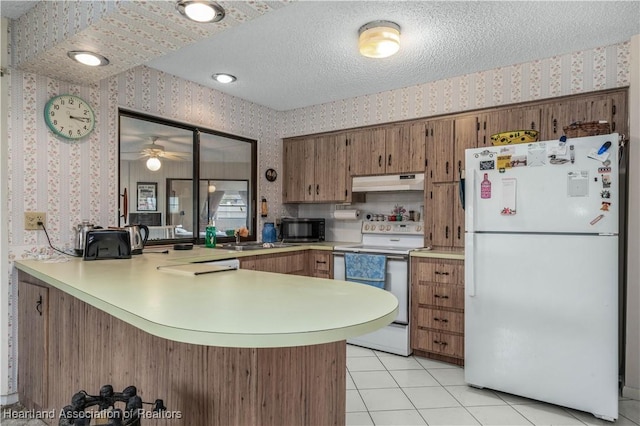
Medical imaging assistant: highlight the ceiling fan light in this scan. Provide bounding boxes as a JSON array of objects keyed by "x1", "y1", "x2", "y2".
[
  {"x1": 358, "y1": 21, "x2": 401, "y2": 59},
  {"x1": 176, "y1": 1, "x2": 225, "y2": 23},
  {"x1": 146, "y1": 156, "x2": 162, "y2": 171},
  {"x1": 67, "y1": 50, "x2": 110, "y2": 66}
]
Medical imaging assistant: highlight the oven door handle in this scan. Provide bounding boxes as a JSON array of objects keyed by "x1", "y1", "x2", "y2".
[
  {"x1": 332, "y1": 252, "x2": 408, "y2": 261},
  {"x1": 385, "y1": 255, "x2": 408, "y2": 261}
]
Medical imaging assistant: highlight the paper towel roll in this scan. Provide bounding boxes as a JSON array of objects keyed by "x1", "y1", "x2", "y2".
[{"x1": 333, "y1": 209, "x2": 360, "y2": 220}]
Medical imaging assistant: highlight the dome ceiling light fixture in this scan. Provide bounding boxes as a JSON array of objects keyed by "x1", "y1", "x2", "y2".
[
  {"x1": 176, "y1": 1, "x2": 225, "y2": 23},
  {"x1": 146, "y1": 156, "x2": 162, "y2": 171},
  {"x1": 212, "y1": 73, "x2": 237, "y2": 84},
  {"x1": 358, "y1": 20, "x2": 401, "y2": 59},
  {"x1": 67, "y1": 51, "x2": 110, "y2": 66}
]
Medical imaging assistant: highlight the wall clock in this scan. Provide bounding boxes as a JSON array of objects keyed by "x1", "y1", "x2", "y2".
[
  {"x1": 44, "y1": 94, "x2": 96, "y2": 140},
  {"x1": 265, "y1": 168, "x2": 277, "y2": 182}
]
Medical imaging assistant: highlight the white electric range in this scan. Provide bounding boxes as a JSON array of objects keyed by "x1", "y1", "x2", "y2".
[{"x1": 333, "y1": 221, "x2": 424, "y2": 356}]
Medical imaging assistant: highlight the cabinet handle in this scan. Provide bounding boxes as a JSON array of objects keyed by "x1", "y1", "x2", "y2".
[
  {"x1": 457, "y1": 226, "x2": 461, "y2": 239},
  {"x1": 388, "y1": 154, "x2": 392, "y2": 166},
  {"x1": 316, "y1": 184, "x2": 319, "y2": 195},
  {"x1": 446, "y1": 161, "x2": 449, "y2": 174},
  {"x1": 612, "y1": 122, "x2": 616, "y2": 132},
  {"x1": 378, "y1": 155, "x2": 382, "y2": 167},
  {"x1": 434, "y1": 271, "x2": 450, "y2": 276},
  {"x1": 36, "y1": 295, "x2": 43, "y2": 316},
  {"x1": 434, "y1": 294, "x2": 449, "y2": 299},
  {"x1": 553, "y1": 118, "x2": 557, "y2": 133},
  {"x1": 316, "y1": 260, "x2": 327, "y2": 264},
  {"x1": 531, "y1": 121, "x2": 536, "y2": 130},
  {"x1": 458, "y1": 160, "x2": 462, "y2": 175},
  {"x1": 445, "y1": 226, "x2": 449, "y2": 239},
  {"x1": 433, "y1": 318, "x2": 449, "y2": 323},
  {"x1": 308, "y1": 185, "x2": 312, "y2": 195},
  {"x1": 433, "y1": 340, "x2": 448, "y2": 346}
]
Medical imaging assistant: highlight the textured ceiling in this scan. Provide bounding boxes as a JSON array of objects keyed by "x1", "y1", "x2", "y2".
[{"x1": 4, "y1": 1, "x2": 640, "y2": 111}]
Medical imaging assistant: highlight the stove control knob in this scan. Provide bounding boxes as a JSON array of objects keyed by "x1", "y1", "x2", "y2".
[
  {"x1": 386, "y1": 225, "x2": 391, "y2": 231},
  {"x1": 364, "y1": 224, "x2": 369, "y2": 231},
  {"x1": 371, "y1": 225, "x2": 376, "y2": 230},
  {"x1": 416, "y1": 225, "x2": 422, "y2": 232}
]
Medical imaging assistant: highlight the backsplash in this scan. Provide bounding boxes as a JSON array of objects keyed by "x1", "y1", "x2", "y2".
[
  {"x1": 3, "y1": 38, "x2": 631, "y2": 395},
  {"x1": 297, "y1": 192, "x2": 428, "y2": 243}
]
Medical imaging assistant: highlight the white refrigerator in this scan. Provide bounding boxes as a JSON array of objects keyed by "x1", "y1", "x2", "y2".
[{"x1": 464, "y1": 133, "x2": 619, "y2": 421}]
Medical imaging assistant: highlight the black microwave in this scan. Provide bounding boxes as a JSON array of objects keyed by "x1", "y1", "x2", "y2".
[{"x1": 279, "y1": 218, "x2": 325, "y2": 242}]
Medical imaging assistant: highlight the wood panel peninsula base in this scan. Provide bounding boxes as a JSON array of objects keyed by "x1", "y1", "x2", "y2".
[{"x1": 19, "y1": 272, "x2": 345, "y2": 426}]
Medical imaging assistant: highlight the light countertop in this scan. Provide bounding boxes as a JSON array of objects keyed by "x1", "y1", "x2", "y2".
[{"x1": 15, "y1": 246, "x2": 398, "y2": 349}]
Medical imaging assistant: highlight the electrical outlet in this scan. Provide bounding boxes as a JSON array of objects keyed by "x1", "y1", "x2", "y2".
[{"x1": 24, "y1": 212, "x2": 46, "y2": 230}]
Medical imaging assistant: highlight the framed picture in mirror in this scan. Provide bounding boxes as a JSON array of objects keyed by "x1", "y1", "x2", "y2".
[{"x1": 137, "y1": 182, "x2": 157, "y2": 211}]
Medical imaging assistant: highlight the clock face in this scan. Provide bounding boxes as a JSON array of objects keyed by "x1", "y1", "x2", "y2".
[{"x1": 44, "y1": 94, "x2": 95, "y2": 140}]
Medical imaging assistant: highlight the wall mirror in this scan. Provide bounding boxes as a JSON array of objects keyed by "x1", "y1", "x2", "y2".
[{"x1": 119, "y1": 110, "x2": 257, "y2": 244}]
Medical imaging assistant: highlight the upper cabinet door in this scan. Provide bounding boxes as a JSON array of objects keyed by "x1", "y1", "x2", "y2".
[
  {"x1": 314, "y1": 134, "x2": 347, "y2": 202},
  {"x1": 282, "y1": 139, "x2": 303, "y2": 203},
  {"x1": 453, "y1": 115, "x2": 478, "y2": 182},
  {"x1": 407, "y1": 121, "x2": 427, "y2": 173},
  {"x1": 426, "y1": 119, "x2": 455, "y2": 183},
  {"x1": 349, "y1": 128, "x2": 386, "y2": 176}
]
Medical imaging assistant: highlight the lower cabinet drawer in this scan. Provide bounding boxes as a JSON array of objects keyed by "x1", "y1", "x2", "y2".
[
  {"x1": 415, "y1": 284, "x2": 464, "y2": 310},
  {"x1": 415, "y1": 329, "x2": 464, "y2": 359},
  {"x1": 417, "y1": 308, "x2": 463, "y2": 333}
]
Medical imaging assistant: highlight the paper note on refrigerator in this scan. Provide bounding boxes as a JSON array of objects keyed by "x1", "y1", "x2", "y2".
[
  {"x1": 567, "y1": 171, "x2": 589, "y2": 197},
  {"x1": 500, "y1": 178, "x2": 517, "y2": 215}
]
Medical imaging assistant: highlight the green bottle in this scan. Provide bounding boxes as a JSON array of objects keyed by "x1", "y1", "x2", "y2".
[{"x1": 205, "y1": 219, "x2": 216, "y2": 248}]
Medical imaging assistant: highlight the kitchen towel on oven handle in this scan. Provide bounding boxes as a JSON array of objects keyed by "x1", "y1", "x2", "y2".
[{"x1": 344, "y1": 253, "x2": 386, "y2": 289}]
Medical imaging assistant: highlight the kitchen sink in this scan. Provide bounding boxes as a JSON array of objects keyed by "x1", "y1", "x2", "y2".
[{"x1": 220, "y1": 242, "x2": 297, "y2": 251}]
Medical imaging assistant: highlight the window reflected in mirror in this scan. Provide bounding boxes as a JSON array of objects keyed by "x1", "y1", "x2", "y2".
[{"x1": 119, "y1": 111, "x2": 257, "y2": 245}]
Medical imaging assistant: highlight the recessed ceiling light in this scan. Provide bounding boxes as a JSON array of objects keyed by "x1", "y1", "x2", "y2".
[
  {"x1": 212, "y1": 73, "x2": 237, "y2": 84},
  {"x1": 67, "y1": 51, "x2": 110, "y2": 66},
  {"x1": 358, "y1": 20, "x2": 401, "y2": 59},
  {"x1": 176, "y1": 1, "x2": 225, "y2": 23}
]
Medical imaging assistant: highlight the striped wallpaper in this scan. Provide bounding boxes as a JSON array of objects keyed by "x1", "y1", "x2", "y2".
[{"x1": 4, "y1": 40, "x2": 631, "y2": 393}]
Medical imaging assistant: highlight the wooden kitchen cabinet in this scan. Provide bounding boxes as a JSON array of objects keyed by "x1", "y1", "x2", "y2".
[
  {"x1": 384, "y1": 122, "x2": 426, "y2": 174},
  {"x1": 480, "y1": 106, "x2": 540, "y2": 141},
  {"x1": 411, "y1": 257, "x2": 465, "y2": 365},
  {"x1": 425, "y1": 116, "x2": 472, "y2": 249},
  {"x1": 540, "y1": 91, "x2": 628, "y2": 140},
  {"x1": 282, "y1": 135, "x2": 347, "y2": 203},
  {"x1": 240, "y1": 251, "x2": 309, "y2": 276},
  {"x1": 309, "y1": 251, "x2": 332, "y2": 279},
  {"x1": 347, "y1": 127, "x2": 387, "y2": 176},
  {"x1": 18, "y1": 280, "x2": 48, "y2": 411},
  {"x1": 425, "y1": 119, "x2": 455, "y2": 183},
  {"x1": 348, "y1": 123, "x2": 426, "y2": 176}
]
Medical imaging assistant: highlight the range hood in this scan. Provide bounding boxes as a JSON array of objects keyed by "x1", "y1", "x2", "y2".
[{"x1": 352, "y1": 173, "x2": 424, "y2": 192}]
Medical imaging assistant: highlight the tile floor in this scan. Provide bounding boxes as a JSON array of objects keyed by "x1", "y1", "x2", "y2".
[
  {"x1": 345, "y1": 344, "x2": 640, "y2": 426},
  {"x1": 3, "y1": 344, "x2": 639, "y2": 426}
]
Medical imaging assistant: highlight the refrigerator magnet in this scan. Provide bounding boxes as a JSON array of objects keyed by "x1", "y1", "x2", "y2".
[
  {"x1": 590, "y1": 214, "x2": 604, "y2": 225},
  {"x1": 600, "y1": 202, "x2": 611, "y2": 212},
  {"x1": 567, "y1": 171, "x2": 589, "y2": 197},
  {"x1": 497, "y1": 155, "x2": 512, "y2": 170},
  {"x1": 480, "y1": 160, "x2": 495, "y2": 170},
  {"x1": 600, "y1": 190, "x2": 611, "y2": 199},
  {"x1": 527, "y1": 144, "x2": 546, "y2": 167},
  {"x1": 602, "y1": 174, "x2": 611, "y2": 188}
]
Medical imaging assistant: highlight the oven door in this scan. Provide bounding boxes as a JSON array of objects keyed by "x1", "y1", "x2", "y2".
[{"x1": 332, "y1": 252, "x2": 408, "y2": 325}]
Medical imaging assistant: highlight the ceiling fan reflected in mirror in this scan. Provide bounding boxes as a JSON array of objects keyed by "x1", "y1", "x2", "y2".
[{"x1": 123, "y1": 137, "x2": 190, "y2": 171}]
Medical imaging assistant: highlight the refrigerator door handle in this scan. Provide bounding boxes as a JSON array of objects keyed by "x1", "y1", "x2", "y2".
[
  {"x1": 466, "y1": 170, "x2": 476, "y2": 233},
  {"x1": 465, "y1": 233, "x2": 475, "y2": 297}
]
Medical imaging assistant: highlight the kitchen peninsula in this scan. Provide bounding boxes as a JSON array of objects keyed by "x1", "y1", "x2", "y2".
[{"x1": 15, "y1": 248, "x2": 398, "y2": 426}]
